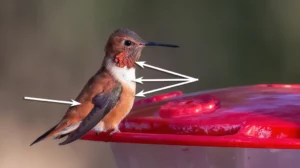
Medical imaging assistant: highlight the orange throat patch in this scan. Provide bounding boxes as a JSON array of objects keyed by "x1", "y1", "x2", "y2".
[{"x1": 114, "y1": 52, "x2": 135, "y2": 68}]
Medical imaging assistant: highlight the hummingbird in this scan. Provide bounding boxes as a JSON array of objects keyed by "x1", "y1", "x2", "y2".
[{"x1": 30, "y1": 28, "x2": 179, "y2": 146}]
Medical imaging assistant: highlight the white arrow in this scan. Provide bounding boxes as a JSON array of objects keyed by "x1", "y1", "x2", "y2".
[
  {"x1": 133, "y1": 77, "x2": 191, "y2": 84},
  {"x1": 135, "y1": 78, "x2": 198, "y2": 97},
  {"x1": 136, "y1": 61, "x2": 194, "y2": 79},
  {"x1": 24, "y1": 96, "x2": 81, "y2": 107}
]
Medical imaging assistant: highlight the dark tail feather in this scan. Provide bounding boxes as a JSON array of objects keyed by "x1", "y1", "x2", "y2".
[
  {"x1": 54, "y1": 133, "x2": 69, "y2": 140},
  {"x1": 30, "y1": 124, "x2": 58, "y2": 146}
]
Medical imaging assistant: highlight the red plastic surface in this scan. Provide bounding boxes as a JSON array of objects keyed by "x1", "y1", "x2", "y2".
[
  {"x1": 133, "y1": 91, "x2": 183, "y2": 106},
  {"x1": 159, "y1": 94, "x2": 220, "y2": 118},
  {"x1": 81, "y1": 84, "x2": 300, "y2": 149}
]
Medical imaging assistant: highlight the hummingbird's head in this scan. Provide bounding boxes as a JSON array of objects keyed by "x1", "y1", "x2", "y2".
[{"x1": 104, "y1": 28, "x2": 179, "y2": 68}]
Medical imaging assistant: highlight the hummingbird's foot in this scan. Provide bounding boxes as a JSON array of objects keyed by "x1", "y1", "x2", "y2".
[
  {"x1": 109, "y1": 129, "x2": 120, "y2": 136},
  {"x1": 94, "y1": 122, "x2": 105, "y2": 136}
]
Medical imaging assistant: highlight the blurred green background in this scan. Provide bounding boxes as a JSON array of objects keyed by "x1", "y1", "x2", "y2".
[{"x1": 1, "y1": 0, "x2": 300, "y2": 168}]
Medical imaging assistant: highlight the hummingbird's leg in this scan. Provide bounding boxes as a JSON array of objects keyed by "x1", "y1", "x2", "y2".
[{"x1": 109, "y1": 128, "x2": 120, "y2": 136}]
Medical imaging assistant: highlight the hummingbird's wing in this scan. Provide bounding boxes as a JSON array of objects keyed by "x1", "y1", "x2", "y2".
[{"x1": 58, "y1": 84, "x2": 122, "y2": 145}]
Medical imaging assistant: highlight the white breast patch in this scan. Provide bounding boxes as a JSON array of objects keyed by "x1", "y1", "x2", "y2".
[{"x1": 110, "y1": 65, "x2": 136, "y2": 91}]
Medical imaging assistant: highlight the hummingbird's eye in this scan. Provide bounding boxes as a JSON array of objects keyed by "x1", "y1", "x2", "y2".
[{"x1": 124, "y1": 40, "x2": 132, "y2": 46}]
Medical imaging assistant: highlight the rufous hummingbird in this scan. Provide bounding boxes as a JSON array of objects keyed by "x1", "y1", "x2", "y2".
[{"x1": 30, "y1": 28, "x2": 179, "y2": 146}]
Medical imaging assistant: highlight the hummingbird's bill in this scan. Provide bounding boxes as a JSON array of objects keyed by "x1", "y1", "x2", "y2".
[{"x1": 143, "y1": 41, "x2": 179, "y2": 48}]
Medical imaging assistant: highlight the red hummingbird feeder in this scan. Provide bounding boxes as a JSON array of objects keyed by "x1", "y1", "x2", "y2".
[{"x1": 81, "y1": 84, "x2": 300, "y2": 168}]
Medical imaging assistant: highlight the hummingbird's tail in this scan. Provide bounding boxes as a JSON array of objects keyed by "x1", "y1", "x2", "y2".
[
  {"x1": 30, "y1": 124, "x2": 58, "y2": 146},
  {"x1": 30, "y1": 121, "x2": 81, "y2": 146}
]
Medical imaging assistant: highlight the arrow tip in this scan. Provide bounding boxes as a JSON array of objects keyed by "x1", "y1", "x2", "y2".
[
  {"x1": 71, "y1": 99, "x2": 81, "y2": 106},
  {"x1": 135, "y1": 90, "x2": 145, "y2": 97},
  {"x1": 135, "y1": 61, "x2": 145, "y2": 68},
  {"x1": 133, "y1": 77, "x2": 143, "y2": 84},
  {"x1": 189, "y1": 78, "x2": 199, "y2": 83}
]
